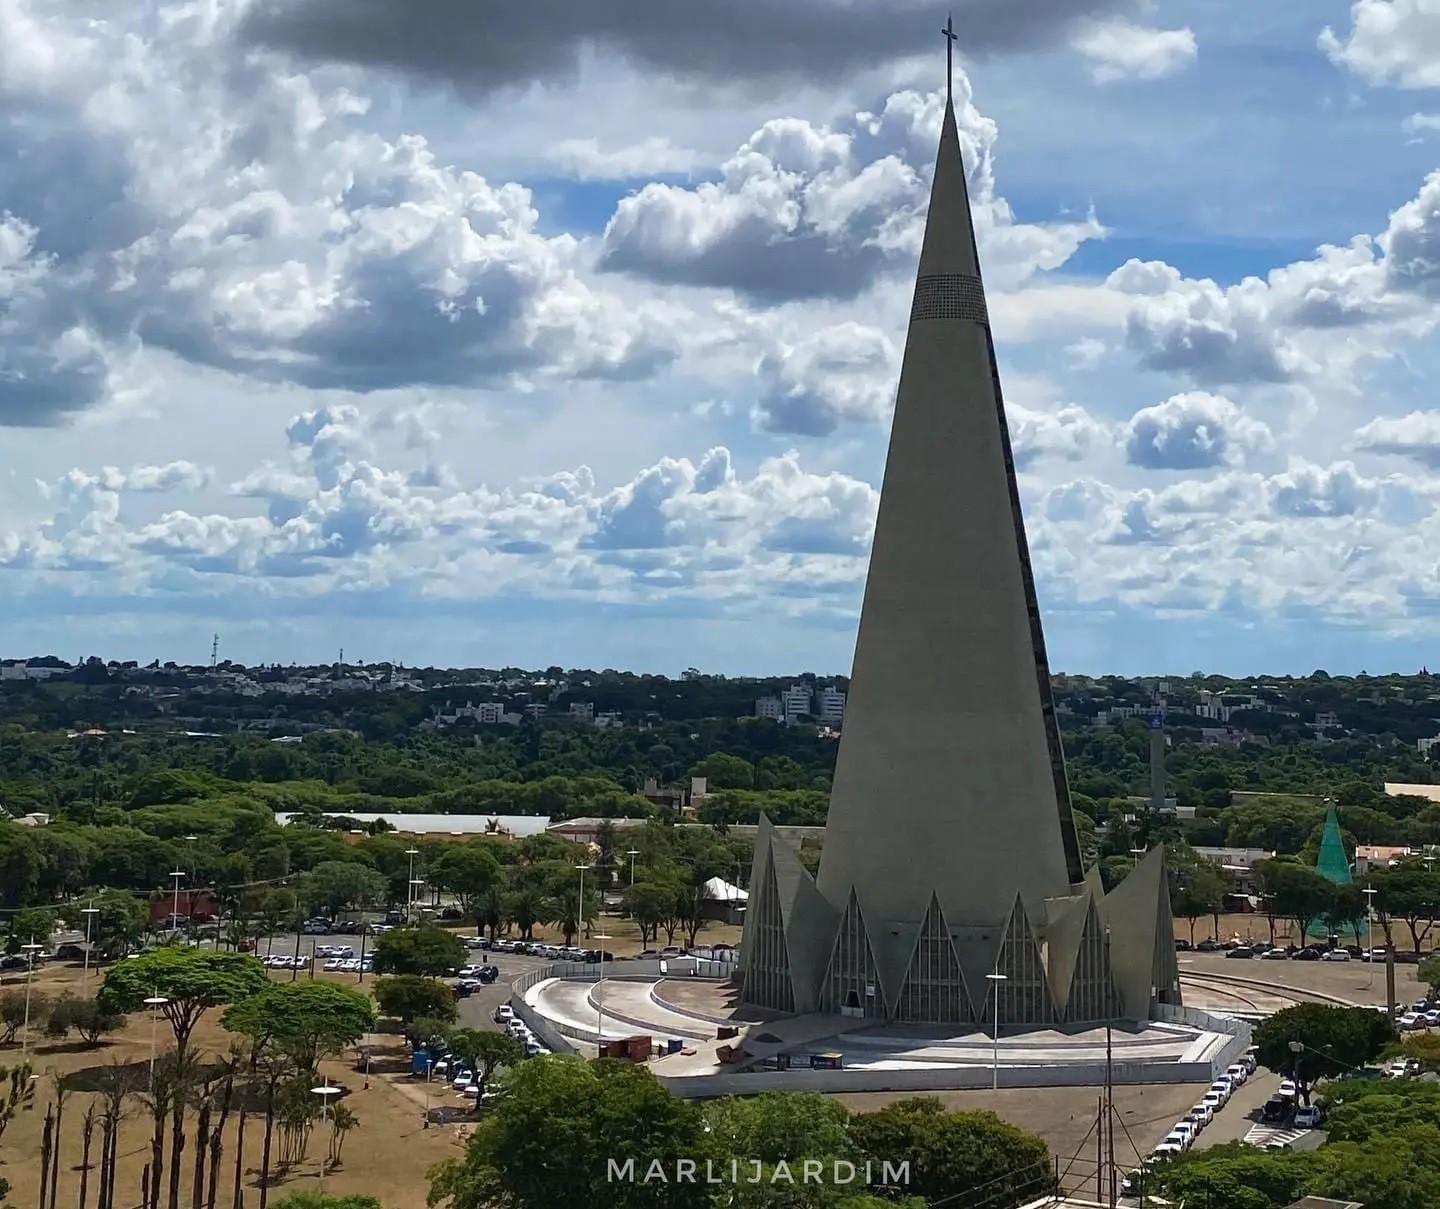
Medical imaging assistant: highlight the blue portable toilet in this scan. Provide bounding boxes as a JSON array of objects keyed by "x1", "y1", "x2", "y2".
[{"x1": 412, "y1": 1048, "x2": 432, "y2": 1076}]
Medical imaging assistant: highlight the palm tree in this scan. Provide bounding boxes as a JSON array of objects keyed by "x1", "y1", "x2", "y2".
[
  {"x1": 325, "y1": 1102, "x2": 358, "y2": 1169},
  {"x1": 506, "y1": 889, "x2": 544, "y2": 941}
]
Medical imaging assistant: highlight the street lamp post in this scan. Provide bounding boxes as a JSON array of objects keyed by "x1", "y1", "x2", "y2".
[
  {"x1": 169, "y1": 869, "x2": 186, "y2": 932},
  {"x1": 310, "y1": 1083, "x2": 342, "y2": 1189},
  {"x1": 593, "y1": 929, "x2": 612, "y2": 1048},
  {"x1": 626, "y1": 850, "x2": 639, "y2": 889},
  {"x1": 1363, "y1": 885, "x2": 1379, "y2": 990},
  {"x1": 144, "y1": 994, "x2": 169, "y2": 1087},
  {"x1": 575, "y1": 864, "x2": 591, "y2": 946},
  {"x1": 985, "y1": 971, "x2": 1007, "y2": 1092},
  {"x1": 409, "y1": 879, "x2": 426, "y2": 926},
  {"x1": 404, "y1": 848, "x2": 420, "y2": 921},
  {"x1": 80, "y1": 905, "x2": 99, "y2": 991},
  {"x1": 20, "y1": 941, "x2": 43, "y2": 1053}
]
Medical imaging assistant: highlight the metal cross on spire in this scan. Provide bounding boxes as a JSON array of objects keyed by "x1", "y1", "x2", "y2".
[{"x1": 942, "y1": 13, "x2": 957, "y2": 104}]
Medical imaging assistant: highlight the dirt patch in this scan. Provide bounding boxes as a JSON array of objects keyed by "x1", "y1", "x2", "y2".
[{"x1": 0, "y1": 963, "x2": 467, "y2": 1209}]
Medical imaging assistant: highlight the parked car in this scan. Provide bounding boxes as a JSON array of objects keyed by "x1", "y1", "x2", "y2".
[
  {"x1": 1278, "y1": 1079, "x2": 1298, "y2": 1099},
  {"x1": 1261, "y1": 947, "x2": 1289, "y2": 960},
  {"x1": 1225, "y1": 946, "x2": 1255, "y2": 959},
  {"x1": 1293, "y1": 1105, "x2": 1323, "y2": 1128},
  {"x1": 1321, "y1": 949, "x2": 1351, "y2": 962},
  {"x1": 1196, "y1": 938, "x2": 1222, "y2": 952},
  {"x1": 1188, "y1": 1102, "x2": 1213, "y2": 1127},
  {"x1": 1226, "y1": 1063, "x2": 1249, "y2": 1085},
  {"x1": 1174, "y1": 939, "x2": 1192, "y2": 951},
  {"x1": 1293, "y1": 947, "x2": 1322, "y2": 961},
  {"x1": 1261, "y1": 1097, "x2": 1288, "y2": 1123}
]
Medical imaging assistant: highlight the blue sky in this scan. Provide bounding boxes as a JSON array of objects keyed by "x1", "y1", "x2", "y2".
[{"x1": 6, "y1": 0, "x2": 1440, "y2": 678}]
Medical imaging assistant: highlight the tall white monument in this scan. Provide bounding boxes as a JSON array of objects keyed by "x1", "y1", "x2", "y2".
[{"x1": 741, "y1": 31, "x2": 1180, "y2": 1031}]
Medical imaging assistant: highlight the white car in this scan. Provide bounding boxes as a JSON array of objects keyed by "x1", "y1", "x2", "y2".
[
  {"x1": 1188, "y1": 1103, "x2": 1213, "y2": 1126},
  {"x1": 1278, "y1": 1079, "x2": 1297, "y2": 1099},
  {"x1": 1210, "y1": 1079, "x2": 1233, "y2": 1102},
  {"x1": 322, "y1": 958, "x2": 342, "y2": 971},
  {"x1": 1171, "y1": 1122, "x2": 1195, "y2": 1145},
  {"x1": 1153, "y1": 1142, "x2": 1182, "y2": 1158},
  {"x1": 1399, "y1": 1012, "x2": 1424, "y2": 1030},
  {"x1": 1321, "y1": 949, "x2": 1350, "y2": 962},
  {"x1": 1294, "y1": 1105, "x2": 1323, "y2": 1128},
  {"x1": 496, "y1": 1005, "x2": 515, "y2": 1021},
  {"x1": 451, "y1": 1070, "x2": 474, "y2": 1089},
  {"x1": 1162, "y1": 1129, "x2": 1191, "y2": 1151},
  {"x1": 1201, "y1": 1091, "x2": 1224, "y2": 1112},
  {"x1": 1225, "y1": 1063, "x2": 1248, "y2": 1085},
  {"x1": 1386, "y1": 1060, "x2": 1410, "y2": 1079}
]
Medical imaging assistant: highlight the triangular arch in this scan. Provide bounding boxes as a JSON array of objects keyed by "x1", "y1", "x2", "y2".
[
  {"x1": 818, "y1": 889, "x2": 887, "y2": 1018},
  {"x1": 740, "y1": 847, "x2": 794, "y2": 1013},
  {"x1": 981, "y1": 895, "x2": 1056, "y2": 1030},
  {"x1": 1063, "y1": 898, "x2": 1121, "y2": 1025},
  {"x1": 895, "y1": 893, "x2": 974, "y2": 1024}
]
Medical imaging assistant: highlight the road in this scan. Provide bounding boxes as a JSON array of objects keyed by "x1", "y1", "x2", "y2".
[{"x1": 1194, "y1": 1070, "x2": 1281, "y2": 1148}]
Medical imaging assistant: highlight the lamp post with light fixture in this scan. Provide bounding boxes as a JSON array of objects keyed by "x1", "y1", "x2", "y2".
[
  {"x1": 144, "y1": 994, "x2": 169, "y2": 1086},
  {"x1": 20, "y1": 941, "x2": 43, "y2": 1053},
  {"x1": 593, "y1": 928, "x2": 612, "y2": 1048},
  {"x1": 404, "y1": 848, "x2": 420, "y2": 921},
  {"x1": 169, "y1": 869, "x2": 186, "y2": 932},
  {"x1": 311, "y1": 1082, "x2": 342, "y2": 1189},
  {"x1": 575, "y1": 864, "x2": 591, "y2": 945},
  {"x1": 985, "y1": 971, "x2": 1007, "y2": 1091},
  {"x1": 80, "y1": 904, "x2": 99, "y2": 991}
]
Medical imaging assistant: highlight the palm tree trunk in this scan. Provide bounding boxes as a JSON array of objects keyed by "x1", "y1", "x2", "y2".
[
  {"x1": 39, "y1": 1108, "x2": 54, "y2": 1209},
  {"x1": 150, "y1": 1105, "x2": 166, "y2": 1209},
  {"x1": 258, "y1": 1105, "x2": 275, "y2": 1209},
  {"x1": 192, "y1": 1102, "x2": 211, "y2": 1209},
  {"x1": 231, "y1": 1109, "x2": 247, "y2": 1209},
  {"x1": 168, "y1": 1103, "x2": 187, "y2": 1209},
  {"x1": 78, "y1": 1111, "x2": 96, "y2": 1209},
  {"x1": 50, "y1": 1093, "x2": 66, "y2": 1209},
  {"x1": 96, "y1": 1119, "x2": 112, "y2": 1209}
]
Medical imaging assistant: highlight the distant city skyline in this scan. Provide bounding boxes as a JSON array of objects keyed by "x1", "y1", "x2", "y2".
[{"x1": 6, "y1": 3, "x2": 1440, "y2": 675}]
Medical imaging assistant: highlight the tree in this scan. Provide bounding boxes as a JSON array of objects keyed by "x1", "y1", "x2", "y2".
[
  {"x1": 1253, "y1": 1004, "x2": 1395, "y2": 1081},
  {"x1": 373, "y1": 975, "x2": 456, "y2": 1032},
  {"x1": 1152, "y1": 1143, "x2": 1311, "y2": 1209},
  {"x1": 849, "y1": 1097, "x2": 1051, "y2": 1204},
  {"x1": 1420, "y1": 955, "x2": 1440, "y2": 998},
  {"x1": 429, "y1": 845, "x2": 503, "y2": 912},
  {"x1": 98, "y1": 947, "x2": 269, "y2": 1058},
  {"x1": 1256, "y1": 861, "x2": 1336, "y2": 942},
  {"x1": 1170, "y1": 856, "x2": 1230, "y2": 945},
  {"x1": 371, "y1": 925, "x2": 466, "y2": 977},
  {"x1": 0, "y1": 1060, "x2": 36, "y2": 1147},
  {"x1": 296, "y1": 861, "x2": 387, "y2": 920},
  {"x1": 222, "y1": 981, "x2": 375, "y2": 1072},
  {"x1": 0, "y1": 989, "x2": 47, "y2": 1043},
  {"x1": 63, "y1": 891, "x2": 150, "y2": 959},
  {"x1": 6, "y1": 905, "x2": 55, "y2": 954},
  {"x1": 1375, "y1": 864, "x2": 1440, "y2": 952},
  {"x1": 428, "y1": 1056, "x2": 712, "y2": 1209},
  {"x1": 447, "y1": 1029, "x2": 524, "y2": 1102},
  {"x1": 625, "y1": 881, "x2": 677, "y2": 946}
]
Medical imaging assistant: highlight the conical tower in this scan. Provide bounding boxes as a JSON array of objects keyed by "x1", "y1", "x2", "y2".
[
  {"x1": 739, "y1": 30, "x2": 1175, "y2": 1030},
  {"x1": 815, "y1": 58, "x2": 1081, "y2": 953}
]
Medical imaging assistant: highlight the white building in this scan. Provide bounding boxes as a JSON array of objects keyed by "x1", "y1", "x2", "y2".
[
  {"x1": 1419, "y1": 734, "x2": 1440, "y2": 756},
  {"x1": 755, "y1": 696, "x2": 783, "y2": 721},
  {"x1": 779, "y1": 683, "x2": 812, "y2": 722},
  {"x1": 816, "y1": 685, "x2": 846, "y2": 725}
]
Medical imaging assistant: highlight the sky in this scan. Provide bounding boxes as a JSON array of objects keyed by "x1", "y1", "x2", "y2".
[{"x1": 5, "y1": 1, "x2": 1440, "y2": 678}]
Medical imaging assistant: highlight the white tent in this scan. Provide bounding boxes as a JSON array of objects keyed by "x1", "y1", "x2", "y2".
[{"x1": 702, "y1": 876, "x2": 748, "y2": 903}]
